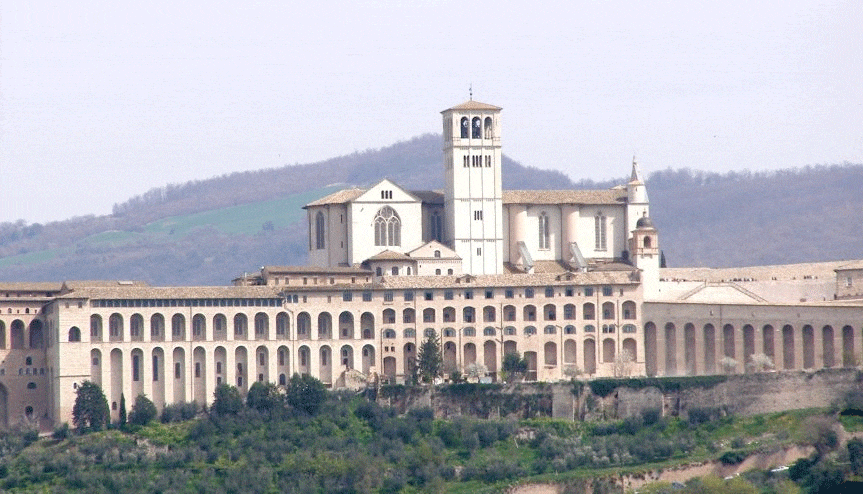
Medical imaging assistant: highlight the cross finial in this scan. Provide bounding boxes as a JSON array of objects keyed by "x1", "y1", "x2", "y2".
[{"x1": 469, "y1": 84, "x2": 472, "y2": 100}]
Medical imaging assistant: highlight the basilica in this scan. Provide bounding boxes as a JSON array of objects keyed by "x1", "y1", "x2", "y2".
[{"x1": 1, "y1": 100, "x2": 861, "y2": 429}]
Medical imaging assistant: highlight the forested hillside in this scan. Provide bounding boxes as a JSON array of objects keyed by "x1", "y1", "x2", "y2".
[{"x1": 0, "y1": 133, "x2": 860, "y2": 285}]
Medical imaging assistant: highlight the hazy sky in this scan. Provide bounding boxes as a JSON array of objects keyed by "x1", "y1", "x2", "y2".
[{"x1": 1, "y1": 1, "x2": 861, "y2": 224}]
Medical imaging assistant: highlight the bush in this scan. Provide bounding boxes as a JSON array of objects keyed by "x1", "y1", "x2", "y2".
[
  {"x1": 161, "y1": 402, "x2": 197, "y2": 423},
  {"x1": 128, "y1": 394, "x2": 158, "y2": 426},
  {"x1": 212, "y1": 384, "x2": 244, "y2": 416},
  {"x1": 72, "y1": 381, "x2": 110, "y2": 433},
  {"x1": 286, "y1": 374, "x2": 327, "y2": 416},
  {"x1": 52, "y1": 422, "x2": 70, "y2": 440}
]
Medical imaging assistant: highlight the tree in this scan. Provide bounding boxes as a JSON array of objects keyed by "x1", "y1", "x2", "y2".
[
  {"x1": 72, "y1": 381, "x2": 110, "y2": 433},
  {"x1": 660, "y1": 250, "x2": 667, "y2": 268},
  {"x1": 417, "y1": 332, "x2": 442, "y2": 383},
  {"x1": 128, "y1": 394, "x2": 158, "y2": 425},
  {"x1": 247, "y1": 381, "x2": 283, "y2": 413},
  {"x1": 613, "y1": 349, "x2": 635, "y2": 377},
  {"x1": 118, "y1": 393, "x2": 127, "y2": 427},
  {"x1": 286, "y1": 374, "x2": 327, "y2": 415},
  {"x1": 212, "y1": 384, "x2": 244, "y2": 416},
  {"x1": 502, "y1": 352, "x2": 528, "y2": 382}
]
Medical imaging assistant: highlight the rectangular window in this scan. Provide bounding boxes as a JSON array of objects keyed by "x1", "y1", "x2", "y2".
[
  {"x1": 474, "y1": 210, "x2": 483, "y2": 220},
  {"x1": 585, "y1": 287, "x2": 594, "y2": 296},
  {"x1": 444, "y1": 290, "x2": 454, "y2": 300},
  {"x1": 477, "y1": 248, "x2": 482, "y2": 256},
  {"x1": 424, "y1": 291, "x2": 434, "y2": 301},
  {"x1": 485, "y1": 289, "x2": 494, "y2": 299},
  {"x1": 595, "y1": 214, "x2": 607, "y2": 251},
  {"x1": 565, "y1": 287, "x2": 574, "y2": 297},
  {"x1": 602, "y1": 286, "x2": 613, "y2": 296},
  {"x1": 464, "y1": 290, "x2": 473, "y2": 300},
  {"x1": 132, "y1": 355, "x2": 140, "y2": 382},
  {"x1": 343, "y1": 291, "x2": 353, "y2": 302},
  {"x1": 174, "y1": 363, "x2": 181, "y2": 379},
  {"x1": 404, "y1": 291, "x2": 414, "y2": 301},
  {"x1": 505, "y1": 289, "x2": 514, "y2": 299},
  {"x1": 545, "y1": 287, "x2": 554, "y2": 298},
  {"x1": 153, "y1": 356, "x2": 159, "y2": 381},
  {"x1": 384, "y1": 291, "x2": 394, "y2": 302},
  {"x1": 195, "y1": 362, "x2": 201, "y2": 378},
  {"x1": 362, "y1": 291, "x2": 372, "y2": 302},
  {"x1": 525, "y1": 288, "x2": 534, "y2": 298}
]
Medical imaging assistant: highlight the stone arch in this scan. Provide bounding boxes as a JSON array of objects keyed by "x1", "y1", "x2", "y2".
[
  {"x1": 483, "y1": 340, "x2": 497, "y2": 379},
  {"x1": 319, "y1": 345, "x2": 333, "y2": 383},
  {"x1": 482, "y1": 306, "x2": 496, "y2": 322},
  {"x1": 782, "y1": 325, "x2": 795, "y2": 369},
  {"x1": 130, "y1": 314, "x2": 144, "y2": 342},
  {"x1": 743, "y1": 325, "x2": 755, "y2": 371},
  {"x1": 110, "y1": 348, "x2": 123, "y2": 420},
  {"x1": 822, "y1": 325, "x2": 835, "y2": 368},
  {"x1": 543, "y1": 304, "x2": 556, "y2": 321},
  {"x1": 150, "y1": 314, "x2": 165, "y2": 342},
  {"x1": 360, "y1": 312, "x2": 374, "y2": 339},
  {"x1": 90, "y1": 349, "x2": 102, "y2": 385},
  {"x1": 276, "y1": 312, "x2": 290, "y2": 339},
  {"x1": 232, "y1": 314, "x2": 247, "y2": 341},
  {"x1": 601, "y1": 302, "x2": 615, "y2": 320},
  {"x1": 172, "y1": 313, "x2": 186, "y2": 341},
  {"x1": 762, "y1": 325, "x2": 775, "y2": 362},
  {"x1": 255, "y1": 345, "x2": 269, "y2": 383},
  {"x1": 383, "y1": 356, "x2": 396, "y2": 381},
  {"x1": 623, "y1": 337, "x2": 638, "y2": 362},
  {"x1": 193, "y1": 346, "x2": 207, "y2": 405},
  {"x1": 109, "y1": 313, "x2": 124, "y2": 343},
  {"x1": 317, "y1": 312, "x2": 332, "y2": 339},
  {"x1": 0, "y1": 321, "x2": 5, "y2": 349},
  {"x1": 254, "y1": 313, "x2": 269, "y2": 341},
  {"x1": 665, "y1": 323, "x2": 677, "y2": 375},
  {"x1": 298, "y1": 345, "x2": 311, "y2": 375},
  {"x1": 90, "y1": 315, "x2": 103, "y2": 343},
  {"x1": 503, "y1": 305, "x2": 516, "y2": 322},
  {"x1": 463, "y1": 306, "x2": 476, "y2": 323},
  {"x1": 213, "y1": 314, "x2": 227, "y2": 341},
  {"x1": 644, "y1": 322, "x2": 657, "y2": 376},
  {"x1": 583, "y1": 338, "x2": 596, "y2": 374},
  {"x1": 68, "y1": 326, "x2": 81, "y2": 342},
  {"x1": 602, "y1": 338, "x2": 615, "y2": 363},
  {"x1": 524, "y1": 351, "x2": 538, "y2": 381},
  {"x1": 523, "y1": 304, "x2": 536, "y2": 322},
  {"x1": 544, "y1": 341, "x2": 557, "y2": 366},
  {"x1": 564, "y1": 339, "x2": 577, "y2": 366},
  {"x1": 361, "y1": 344, "x2": 375, "y2": 375},
  {"x1": 173, "y1": 347, "x2": 186, "y2": 402},
  {"x1": 153, "y1": 347, "x2": 166, "y2": 409},
  {"x1": 443, "y1": 307, "x2": 456, "y2": 323},
  {"x1": 703, "y1": 324, "x2": 716, "y2": 374},
  {"x1": 297, "y1": 312, "x2": 311, "y2": 340},
  {"x1": 423, "y1": 308, "x2": 436, "y2": 323},
  {"x1": 403, "y1": 308, "x2": 415, "y2": 324},
  {"x1": 843, "y1": 325, "x2": 856, "y2": 367},
  {"x1": 277, "y1": 345, "x2": 290, "y2": 380},
  {"x1": 622, "y1": 301, "x2": 637, "y2": 320},
  {"x1": 443, "y1": 341, "x2": 457, "y2": 371},
  {"x1": 28, "y1": 320, "x2": 43, "y2": 349},
  {"x1": 338, "y1": 312, "x2": 353, "y2": 339},
  {"x1": 684, "y1": 323, "x2": 696, "y2": 375},
  {"x1": 340, "y1": 344, "x2": 354, "y2": 370},
  {"x1": 131, "y1": 348, "x2": 144, "y2": 398},
  {"x1": 802, "y1": 325, "x2": 815, "y2": 369},
  {"x1": 234, "y1": 346, "x2": 248, "y2": 392},
  {"x1": 463, "y1": 342, "x2": 477, "y2": 366},
  {"x1": 504, "y1": 340, "x2": 517, "y2": 357},
  {"x1": 192, "y1": 314, "x2": 206, "y2": 341},
  {"x1": 723, "y1": 324, "x2": 735, "y2": 371},
  {"x1": 382, "y1": 308, "x2": 396, "y2": 325},
  {"x1": 403, "y1": 343, "x2": 416, "y2": 376}
]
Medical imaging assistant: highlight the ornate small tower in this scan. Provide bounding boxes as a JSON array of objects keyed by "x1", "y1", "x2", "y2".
[
  {"x1": 441, "y1": 100, "x2": 504, "y2": 275},
  {"x1": 626, "y1": 156, "x2": 650, "y2": 244},
  {"x1": 630, "y1": 214, "x2": 660, "y2": 299}
]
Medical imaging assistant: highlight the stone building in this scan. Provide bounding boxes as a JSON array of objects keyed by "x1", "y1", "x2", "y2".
[{"x1": 0, "y1": 99, "x2": 860, "y2": 429}]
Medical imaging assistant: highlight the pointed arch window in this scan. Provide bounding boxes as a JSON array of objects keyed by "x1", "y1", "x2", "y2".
[
  {"x1": 460, "y1": 117, "x2": 469, "y2": 138},
  {"x1": 538, "y1": 212, "x2": 550, "y2": 250},
  {"x1": 374, "y1": 206, "x2": 401, "y2": 247},
  {"x1": 315, "y1": 211, "x2": 326, "y2": 250},
  {"x1": 471, "y1": 117, "x2": 482, "y2": 138},
  {"x1": 594, "y1": 212, "x2": 607, "y2": 251},
  {"x1": 484, "y1": 117, "x2": 493, "y2": 139}
]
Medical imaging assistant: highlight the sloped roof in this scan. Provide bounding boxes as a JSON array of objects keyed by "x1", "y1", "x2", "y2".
[
  {"x1": 502, "y1": 189, "x2": 627, "y2": 205},
  {"x1": 56, "y1": 285, "x2": 281, "y2": 300},
  {"x1": 412, "y1": 190, "x2": 445, "y2": 204},
  {"x1": 836, "y1": 260, "x2": 863, "y2": 271},
  {"x1": 408, "y1": 240, "x2": 460, "y2": 259},
  {"x1": 443, "y1": 100, "x2": 502, "y2": 112},
  {"x1": 263, "y1": 265, "x2": 372, "y2": 275},
  {"x1": 367, "y1": 250, "x2": 413, "y2": 261},
  {"x1": 0, "y1": 282, "x2": 63, "y2": 291},
  {"x1": 304, "y1": 188, "x2": 365, "y2": 207}
]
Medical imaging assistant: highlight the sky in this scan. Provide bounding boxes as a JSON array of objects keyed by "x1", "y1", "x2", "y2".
[{"x1": 1, "y1": 1, "x2": 861, "y2": 225}]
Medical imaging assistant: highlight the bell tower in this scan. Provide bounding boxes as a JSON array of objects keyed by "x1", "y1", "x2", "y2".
[{"x1": 441, "y1": 99, "x2": 503, "y2": 275}]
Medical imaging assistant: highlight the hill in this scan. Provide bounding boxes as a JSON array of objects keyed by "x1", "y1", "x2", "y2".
[{"x1": 0, "y1": 133, "x2": 860, "y2": 285}]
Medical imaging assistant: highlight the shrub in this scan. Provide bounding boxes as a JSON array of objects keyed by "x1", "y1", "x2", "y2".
[
  {"x1": 128, "y1": 394, "x2": 158, "y2": 426},
  {"x1": 212, "y1": 384, "x2": 244, "y2": 416},
  {"x1": 286, "y1": 374, "x2": 327, "y2": 416},
  {"x1": 72, "y1": 381, "x2": 110, "y2": 433}
]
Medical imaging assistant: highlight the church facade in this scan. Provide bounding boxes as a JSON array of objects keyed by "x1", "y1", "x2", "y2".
[{"x1": 0, "y1": 99, "x2": 861, "y2": 429}]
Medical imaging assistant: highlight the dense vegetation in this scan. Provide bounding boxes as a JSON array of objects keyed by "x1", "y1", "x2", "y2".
[
  {"x1": 0, "y1": 132, "x2": 861, "y2": 285},
  {"x1": 2, "y1": 380, "x2": 863, "y2": 493}
]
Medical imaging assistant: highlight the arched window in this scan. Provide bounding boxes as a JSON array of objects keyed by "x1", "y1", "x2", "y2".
[
  {"x1": 644, "y1": 236, "x2": 651, "y2": 248},
  {"x1": 471, "y1": 117, "x2": 482, "y2": 138},
  {"x1": 315, "y1": 211, "x2": 326, "y2": 250},
  {"x1": 374, "y1": 206, "x2": 401, "y2": 246},
  {"x1": 594, "y1": 213, "x2": 607, "y2": 251},
  {"x1": 538, "y1": 212, "x2": 550, "y2": 250},
  {"x1": 431, "y1": 213, "x2": 443, "y2": 242},
  {"x1": 383, "y1": 329, "x2": 396, "y2": 339},
  {"x1": 460, "y1": 117, "x2": 469, "y2": 138},
  {"x1": 391, "y1": 267, "x2": 399, "y2": 276},
  {"x1": 68, "y1": 327, "x2": 81, "y2": 342},
  {"x1": 484, "y1": 117, "x2": 493, "y2": 139}
]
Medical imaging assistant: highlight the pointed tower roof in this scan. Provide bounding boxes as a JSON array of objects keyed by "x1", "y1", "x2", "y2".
[
  {"x1": 629, "y1": 156, "x2": 644, "y2": 184},
  {"x1": 442, "y1": 100, "x2": 502, "y2": 113}
]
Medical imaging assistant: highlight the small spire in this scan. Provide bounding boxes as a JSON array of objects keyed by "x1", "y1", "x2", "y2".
[
  {"x1": 469, "y1": 84, "x2": 473, "y2": 101},
  {"x1": 630, "y1": 156, "x2": 643, "y2": 183}
]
